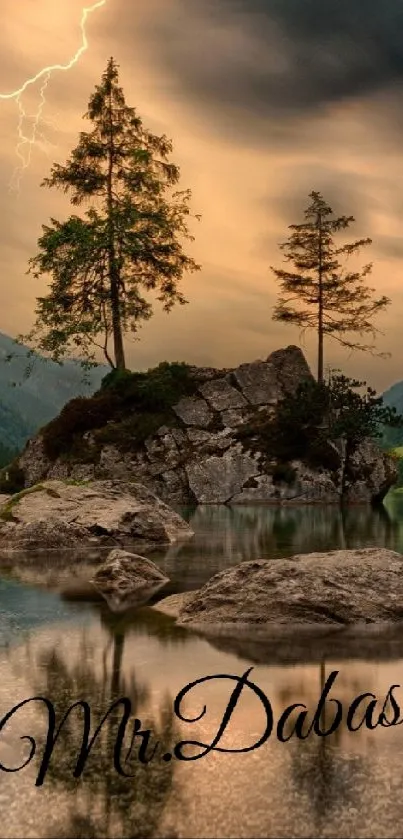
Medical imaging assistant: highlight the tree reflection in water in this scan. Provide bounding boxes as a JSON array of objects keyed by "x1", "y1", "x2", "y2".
[
  {"x1": 153, "y1": 501, "x2": 401, "y2": 594},
  {"x1": 284, "y1": 662, "x2": 367, "y2": 836},
  {"x1": 30, "y1": 608, "x2": 182, "y2": 839}
]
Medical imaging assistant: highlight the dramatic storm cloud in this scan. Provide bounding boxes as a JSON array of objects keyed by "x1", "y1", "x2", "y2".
[
  {"x1": 147, "y1": 0, "x2": 403, "y2": 119},
  {"x1": 1, "y1": 0, "x2": 403, "y2": 390}
]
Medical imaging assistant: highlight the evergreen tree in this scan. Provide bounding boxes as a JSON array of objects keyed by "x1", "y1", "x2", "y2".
[
  {"x1": 271, "y1": 191, "x2": 389, "y2": 382},
  {"x1": 25, "y1": 58, "x2": 201, "y2": 370}
]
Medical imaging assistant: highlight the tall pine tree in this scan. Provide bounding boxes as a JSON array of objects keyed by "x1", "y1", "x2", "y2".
[
  {"x1": 271, "y1": 191, "x2": 389, "y2": 382},
  {"x1": 25, "y1": 58, "x2": 201, "y2": 370}
]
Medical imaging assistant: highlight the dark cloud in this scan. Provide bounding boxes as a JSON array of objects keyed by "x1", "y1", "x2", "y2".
[
  {"x1": 137, "y1": 0, "x2": 403, "y2": 131},
  {"x1": 262, "y1": 165, "x2": 374, "y2": 225},
  {"x1": 253, "y1": 166, "x2": 376, "y2": 265}
]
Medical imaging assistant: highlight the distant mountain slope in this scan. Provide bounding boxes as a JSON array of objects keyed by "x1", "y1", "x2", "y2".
[
  {"x1": 0, "y1": 333, "x2": 107, "y2": 456},
  {"x1": 380, "y1": 380, "x2": 403, "y2": 449},
  {"x1": 382, "y1": 380, "x2": 403, "y2": 414}
]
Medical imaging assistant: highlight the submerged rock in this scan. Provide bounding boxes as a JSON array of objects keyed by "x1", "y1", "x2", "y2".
[
  {"x1": 91, "y1": 548, "x2": 169, "y2": 612},
  {"x1": 0, "y1": 479, "x2": 193, "y2": 552},
  {"x1": 172, "y1": 548, "x2": 403, "y2": 626}
]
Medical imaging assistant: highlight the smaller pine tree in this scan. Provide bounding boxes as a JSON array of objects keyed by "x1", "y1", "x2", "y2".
[{"x1": 271, "y1": 191, "x2": 389, "y2": 382}]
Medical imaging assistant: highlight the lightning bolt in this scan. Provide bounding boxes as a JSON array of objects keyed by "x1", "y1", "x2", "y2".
[{"x1": 0, "y1": 1, "x2": 107, "y2": 194}]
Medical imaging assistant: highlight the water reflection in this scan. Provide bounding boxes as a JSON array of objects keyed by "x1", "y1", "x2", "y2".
[
  {"x1": 151, "y1": 497, "x2": 403, "y2": 591},
  {"x1": 190, "y1": 622, "x2": 403, "y2": 664},
  {"x1": 2, "y1": 498, "x2": 403, "y2": 835},
  {"x1": 1, "y1": 601, "x2": 403, "y2": 837},
  {"x1": 2, "y1": 498, "x2": 403, "y2": 600},
  {"x1": 29, "y1": 609, "x2": 181, "y2": 839}
]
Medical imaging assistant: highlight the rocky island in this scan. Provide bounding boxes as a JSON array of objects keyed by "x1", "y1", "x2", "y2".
[{"x1": 0, "y1": 345, "x2": 397, "y2": 505}]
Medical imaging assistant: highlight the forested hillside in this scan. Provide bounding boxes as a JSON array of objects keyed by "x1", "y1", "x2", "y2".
[{"x1": 0, "y1": 333, "x2": 106, "y2": 465}]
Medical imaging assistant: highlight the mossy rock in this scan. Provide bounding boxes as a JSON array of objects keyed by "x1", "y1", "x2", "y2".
[
  {"x1": 41, "y1": 361, "x2": 198, "y2": 462},
  {"x1": 94, "y1": 412, "x2": 176, "y2": 452},
  {"x1": 99, "y1": 361, "x2": 198, "y2": 407},
  {"x1": 0, "y1": 483, "x2": 60, "y2": 522}
]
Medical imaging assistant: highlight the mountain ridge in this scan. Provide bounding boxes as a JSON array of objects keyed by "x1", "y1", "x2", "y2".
[{"x1": 0, "y1": 332, "x2": 107, "y2": 459}]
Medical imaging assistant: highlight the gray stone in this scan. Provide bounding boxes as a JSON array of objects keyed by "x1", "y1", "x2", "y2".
[
  {"x1": 186, "y1": 429, "x2": 211, "y2": 445},
  {"x1": 267, "y1": 345, "x2": 313, "y2": 394},
  {"x1": 186, "y1": 445, "x2": 260, "y2": 502},
  {"x1": 177, "y1": 548, "x2": 403, "y2": 625},
  {"x1": 17, "y1": 436, "x2": 52, "y2": 487},
  {"x1": 92, "y1": 548, "x2": 169, "y2": 612},
  {"x1": 289, "y1": 463, "x2": 340, "y2": 502},
  {"x1": 230, "y1": 465, "x2": 340, "y2": 504},
  {"x1": 230, "y1": 474, "x2": 277, "y2": 503},
  {"x1": 198, "y1": 430, "x2": 234, "y2": 454},
  {"x1": 199, "y1": 378, "x2": 247, "y2": 411},
  {"x1": 161, "y1": 469, "x2": 191, "y2": 504},
  {"x1": 0, "y1": 480, "x2": 193, "y2": 551},
  {"x1": 220, "y1": 409, "x2": 251, "y2": 428},
  {"x1": 97, "y1": 446, "x2": 150, "y2": 481},
  {"x1": 344, "y1": 438, "x2": 398, "y2": 503},
  {"x1": 156, "y1": 425, "x2": 173, "y2": 436},
  {"x1": 145, "y1": 432, "x2": 181, "y2": 469},
  {"x1": 187, "y1": 427, "x2": 234, "y2": 452},
  {"x1": 170, "y1": 428, "x2": 187, "y2": 446},
  {"x1": 233, "y1": 360, "x2": 279, "y2": 405},
  {"x1": 173, "y1": 396, "x2": 213, "y2": 427},
  {"x1": 152, "y1": 591, "x2": 195, "y2": 618},
  {"x1": 188, "y1": 366, "x2": 232, "y2": 383},
  {"x1": 0, "y1": 517, "x2": 88, "y2": 552}
]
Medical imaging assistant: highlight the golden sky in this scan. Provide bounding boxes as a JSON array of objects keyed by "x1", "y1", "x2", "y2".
[{"x1": 1, "y1": 0, "x2": 403, "y2": 390}]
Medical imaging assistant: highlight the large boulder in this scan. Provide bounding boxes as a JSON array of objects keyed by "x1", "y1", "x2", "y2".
[
  {"x1": 268, "y1": 345, "x2": 313, "y2": 394},
  {"x1": 233, "y1": 361, "x2": 279, "y2": 405},
  {"x1": 91, "y1": 548, "x2": 169, "y2": 612},
  {"x1": 0, "y1": 479, "x2": 193, "y2": 552},
  {"x1": 175, "y1": 548, "x2": 403, "y2": 625}
]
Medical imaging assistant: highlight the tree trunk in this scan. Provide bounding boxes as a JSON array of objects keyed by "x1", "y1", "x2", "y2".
[
  {"x1": 317, "y1": 211, "x2": 324, "y2": 384},
  {"x1": 107, "y1": 85, "x2": 126, "y2": 371},
  {"x1": 110, "y1": 275, "x2": 126, "y2": 370},
  {"x1": 318, "y1": 326, "x2": 324, "y2": 384}
]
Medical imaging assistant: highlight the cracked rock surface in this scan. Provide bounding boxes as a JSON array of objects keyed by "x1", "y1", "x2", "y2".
[{"x1": 15, "y1": 345, "x2": 397, "y2": 505}]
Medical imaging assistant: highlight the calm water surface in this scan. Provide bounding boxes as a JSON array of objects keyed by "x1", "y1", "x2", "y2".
[{"x1": 2, "y1": 495, "x2": 403, "y2": 838}]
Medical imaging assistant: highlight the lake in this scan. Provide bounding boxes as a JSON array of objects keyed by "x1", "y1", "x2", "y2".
[{"x1": 2, "y1": 494, "x2": 403, "y2": 838}]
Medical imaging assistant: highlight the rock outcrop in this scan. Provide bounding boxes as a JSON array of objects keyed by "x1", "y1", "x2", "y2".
[
  {"x1": 91, "y1": 548, "x2": 169, "y2": 612},
  {"x1": 10, "y1": 346, "x2": 397, "y2": 505},
  {"x1": 165, "y1": 548, "x2": 403, "y2": 625},
  {"x1": 0, "y1": 479, "x2": 193, "y2": 552},
  {"x1": 343, "y1": 438, "x2": 398, "y2": 503}
]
